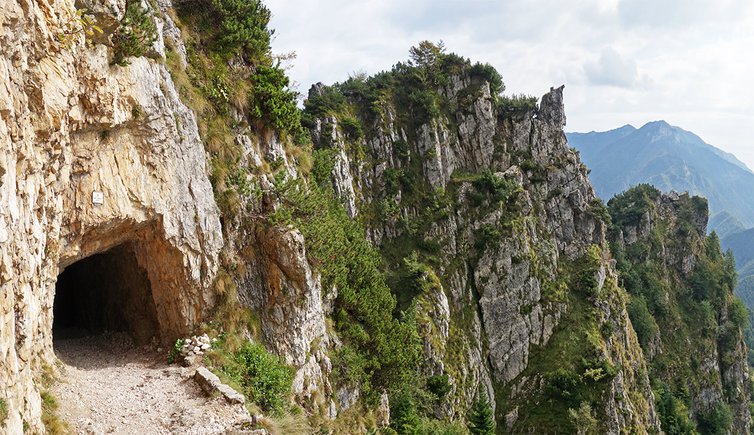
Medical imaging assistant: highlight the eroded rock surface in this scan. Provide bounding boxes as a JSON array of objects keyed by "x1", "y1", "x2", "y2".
[
  {"x1": 1, "y1": 0, "x2": 222, "y2": 431},
  {"x1": 310, "y1": 83, "x2": 660, "y2": 431}
]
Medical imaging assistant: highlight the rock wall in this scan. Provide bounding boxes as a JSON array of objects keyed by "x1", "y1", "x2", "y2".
[
  {"x1": 235, "y1": 225, "x2": 334, "y2": 416},
  {"x1": 610, "y1": 188, "x2": 752, "y2": 433},
  {"x1": 0, "y1": 0, "x2": 222, "y2": 432},
  {"x1": 2, "y1": 0, "x2": 746, "y2": 432},
  {"x1": 310, "y1": 77, "x2": 660, "y2": 431}
]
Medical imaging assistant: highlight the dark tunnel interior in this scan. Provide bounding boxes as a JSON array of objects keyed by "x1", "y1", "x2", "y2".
[{"x1": 53, "y1": 243, "x2": 159, "y2": 345}]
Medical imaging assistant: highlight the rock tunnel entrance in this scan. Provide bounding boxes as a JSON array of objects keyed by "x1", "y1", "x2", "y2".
[{"x1": 53, "y1": 242, "x2": 160, "y2": 345}]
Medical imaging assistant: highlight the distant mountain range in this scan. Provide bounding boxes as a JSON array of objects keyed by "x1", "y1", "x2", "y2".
[
  {"x1": 567, "y1": 121, "x2": 754, "y2": 234},
  {"x1": 567, "y1": 121, "x2": 754, "y2": 305}
]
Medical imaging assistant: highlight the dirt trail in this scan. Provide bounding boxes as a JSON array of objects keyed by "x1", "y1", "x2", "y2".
[{"x1": 52, "y1": 333, "x2": 253, "y2": 435}]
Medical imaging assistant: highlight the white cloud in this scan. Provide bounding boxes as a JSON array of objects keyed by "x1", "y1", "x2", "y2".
[
  {"x1": 583, "y1": 47, "x2": 643, "y2": 88},
  {"x1": 617, "y1": 0, "x2": 753, "y2": 29},
  {"x1": 265, "y1": 0, "x2": 754, "y2": 170}
]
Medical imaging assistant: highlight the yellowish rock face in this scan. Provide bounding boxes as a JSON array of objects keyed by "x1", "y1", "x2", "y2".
[{"x1": 0, "y1": 1, "x2": 222, "y2": 432}]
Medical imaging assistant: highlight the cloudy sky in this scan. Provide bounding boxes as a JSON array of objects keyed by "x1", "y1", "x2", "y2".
[{"x1": 266, "y1": 0, "x2": 754, "y2": 169}]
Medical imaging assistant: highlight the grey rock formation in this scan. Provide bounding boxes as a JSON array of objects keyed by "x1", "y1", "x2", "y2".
[
  {"x1": 194, "y1": 366, "x2": 246, "y2": 404},
  {"x1": 538, "y1": 85, "x2": 566, "y2": 127},
  {"x1": 309, "y1": 78, "x2": 659, "y2": 431},
  {"x1": 235, "y1": 225, "x2": 333, "y2": 415}
]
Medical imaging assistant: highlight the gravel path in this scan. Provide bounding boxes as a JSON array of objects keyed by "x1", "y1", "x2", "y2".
[{"x1": 52, "y1": 333, "x2": 253, "y2": 434}]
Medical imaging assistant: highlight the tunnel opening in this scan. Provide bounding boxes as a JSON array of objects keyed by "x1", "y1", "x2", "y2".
[{"x1": 53, "y1": 242, "x2": 160, "y2": 346}]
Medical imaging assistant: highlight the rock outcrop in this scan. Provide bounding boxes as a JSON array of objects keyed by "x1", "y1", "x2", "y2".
[
  {"x1": 1, "y1": 0, "x2": 222, "y2": 431},
  {"x1": 309, "y1": 74, "x2": 660, "y2": 431},
  {"x1": 236, "y1": 225, "x2": 334, "y2": 414},
  {"x1": 609, "y1": 186, "x2": 751, "y2": 433},
  {"x1": 1, "y1": 0, "x2": 749, "y2": 433},
  {"x1": 194, "y1": 366, "x2": 246, "y2": 404}
]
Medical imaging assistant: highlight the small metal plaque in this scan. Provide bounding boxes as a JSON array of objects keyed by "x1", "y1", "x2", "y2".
[{"x1": 92, "y1": 191, "x2": 104, "y2": 205}]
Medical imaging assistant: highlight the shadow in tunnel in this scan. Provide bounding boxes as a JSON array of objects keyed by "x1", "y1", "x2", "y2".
[{"x1": 53, "y1": 242, "x2": 160, "y2": 349}]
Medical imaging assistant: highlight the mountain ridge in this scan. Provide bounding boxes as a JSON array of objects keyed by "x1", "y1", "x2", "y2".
[
  {"x1": 568, "y1": 121, "x2": 754, "y2": 312},
  {"x1": 567, "y1": 121, "x2": 754, "y2": 230}
]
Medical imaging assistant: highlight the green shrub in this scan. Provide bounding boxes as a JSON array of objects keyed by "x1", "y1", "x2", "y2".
[
  {"x1": 497, "y1": 94, "x2": 537, "y2": 114},
  {"x1": 567, "y1": 402, "x2": 598, "y2": 435},
  {"x1": 409, "y1": 40, "x2": 445, "y2": 70},
  {"x1": 468, "y1": 62, "x2": 504, "y2": 95},
  {"x1": 607, "y1": 184, "x2": 660, "y2": 229},
  {"x1": 209, "y1": 0, "x2": 272, "y2": 61},
  {"x1": 627, "y1": 296, "x2": 658, "y2": 348},
  {"x1": 588, "y1": 198, "x2": 611, "y2": 225},
  {"x1": 690, "y1": 256, "x2": 727, "y2": 306},
  {"x1": 575, "y1": 245, "x2": 602, "y2": 297},
  {"x1": 729, "y1": 298, "x2": 749, "y2": 329},
  {"x1": 545, "y1": 368, "x2": 581, "y2": 401},
  {"x1": 221, "y1": 342, "x2": 293, "y2": 414},
  {"x1": 406, "y1": 87, "x2": 440, "y2": 124},
  {"x1": 0, "y1": 398, "x2": 7, "y2": 422},
  {"x1": 393, "y1": 139, "x2": 410, "y2": 159},
  {"x1": 697, "y1": 401, "x2": 733, "y2": 435},
  {"x1": 112, "y1": 0, "x2": 157, "y2": 66},
  {"x1": 467, "y1": 391, "x2": 495, "y2": 435},
  {"x1": 472, "y1": 169, "x2": 516, "y2": 203},
  {"x1": 248, "y1": 65, "x2": 305, "y2": 140},
  {"x1": 426, "y1": 374, "x2": 452, "y2": 399},
  {"x1": 167, "y1": 338, "x2": 185, "y2": 364},
  {"x1": 340, "y1": 116, "x2": 363, "y2": 140},
  {"x1": 384, "y1": 168, "x2": 403, "y2": 195},
  {"x1": 390, "y1": 391, "x2": 421, "y2": 435},
  {"x1": 580, "y1": 357, "x2": 617, "y2": 383},
  {"x1": 418, "y1": 419, "x2": 468, "y2": 435},
  {"x1": 56, "y1": 7, "x2": 103, "y2": 49},
  {"x1": 332, "y1": 345, "x2": 369, "y2": 388},
  {"x1": 303, "y1": 85, "x2": 346, "y2": 120},
  {"x1": 654, "y1": 384, "x2": 695, "y2": 435}
]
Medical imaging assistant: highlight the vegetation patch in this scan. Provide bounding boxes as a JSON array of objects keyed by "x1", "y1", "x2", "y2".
[
  {"x1": 112, "y1": 0, "x2": 157, "y2": 66},
  {"x1": 218, "y1": 342, "x2": 293, "y2": 415},
  {"x1": 496, "y1": 94, "x2": 538, "y2": 115},
  {"x1": 269, "y1": 150, "x2": 422, "y2": 403},
  {"x1": 609, "y1": 185, "x2": 747, "y2": 433},
  {"x1": 167, "y1": 0, "x2": 308, "y2": 228},
  {"x1": 467, "y1": 391, "x2": 495, "y2": 434},
  {"x1": 697, "y1": 401, "x2": 733, "y2": 435},
  {"x1": 501, "y1": 246, "x2": 617, "y2": 433},
  {"x1": 40, "y1": 391, "x2": 68, "y2": 435},
  {"x1": 607, "y1": 183, "x2": 661, "y2": 229}
]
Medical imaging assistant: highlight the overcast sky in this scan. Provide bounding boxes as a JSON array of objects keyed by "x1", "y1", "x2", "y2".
[{"x1": 266, "y1": 0, "x2": 754, "y2": 169}]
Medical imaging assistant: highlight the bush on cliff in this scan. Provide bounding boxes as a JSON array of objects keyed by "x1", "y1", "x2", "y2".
[
  {"x1": 220, "y1": 342, "x2": 293, "y2": 415},
  {"x1": 270, "y1": 150, "x2": 422, "y2": 402}
]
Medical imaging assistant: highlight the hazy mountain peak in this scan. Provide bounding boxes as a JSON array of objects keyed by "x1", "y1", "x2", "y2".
[
  {"x1": 642, "y1": 120, "x2": 671, "y2": 129},
  {"x1": 567, "y1": 122, "x2": 754, "y2": 230},
  {"x1": 636, "y1": 120, "x2": 696, "y2": 144}
]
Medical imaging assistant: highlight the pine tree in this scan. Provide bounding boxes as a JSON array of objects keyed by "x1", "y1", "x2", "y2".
[{"x1": 467, "y1": 390, "x2": 495, "y2": 435}]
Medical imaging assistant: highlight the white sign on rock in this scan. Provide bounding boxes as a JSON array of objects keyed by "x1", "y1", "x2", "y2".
[{"x1": 92, "y1": 191, "x2": 104, "y2": 206}]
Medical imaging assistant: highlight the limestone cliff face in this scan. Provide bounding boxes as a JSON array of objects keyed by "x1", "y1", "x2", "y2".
[
  {"x1": 0, "y1": 0, "x2": 223, "y2": 432},
  {"x1": 610, "y1": 188, "x2": 752, "y2": 433},
  {"x1": 309, "y1": 76, "x2": 660, "y2": 431},
  {"x1": 1, "y1": 1, "x2": 338, "y2": 432},
  {"x1": 3, "y1": 0, "x2": 744, "y2": 433},
  {"x1": 234, "y1": 224, "x2": 334, "y2": 415}
]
